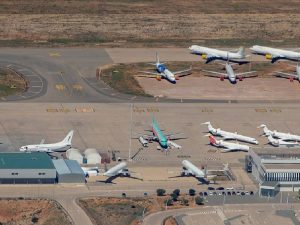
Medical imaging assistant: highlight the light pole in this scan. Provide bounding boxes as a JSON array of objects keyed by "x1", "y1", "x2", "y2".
[{"x1": 128, "y1": 103, "x2": 133, "y2": 161}]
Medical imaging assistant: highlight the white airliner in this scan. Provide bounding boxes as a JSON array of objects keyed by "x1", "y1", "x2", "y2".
[
  {"x1": 188, "y1": 45, "x2": 247, "y2": 64},
  {"x1": 137, "y1": 53, "x2": 192, "y2": 83},
  {"x1": 266, "y1": 135, "x2": 300, "y2": 147},
  {"x1": 19, "y1": 130, "x2": 74, "y2": 153},
  {"x1": 201, "y1": 61, "x2": 257, "y2": 84},
  {"x1": 170, "y1": 160, "x2": 211, "y2": 184},
  {"x1": 202, "y1": 122, "x2": 258, "y2": 144},
  {"x1": 250, "y1": 45, "x2": 300, "y2": 63},
  {"x1": 101, "y1": 162, "x2": 143, "y2": 183},
  {"x1": 207, "y1": 135, "x2": 250, "y2": 152},
  {"x1": 82, "y1": 167, "x2": 99, "y2": 177},
  {"x1": 274, "y1": 63, "x2": 300, "y2": 82},
  {"x1": 258, "y1": 124, "x2": 300, "y2": 142}
]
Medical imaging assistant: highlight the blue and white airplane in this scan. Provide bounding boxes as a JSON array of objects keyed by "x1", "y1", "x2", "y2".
[
  {"x1": 137, "y1": 117, "x2": 185, "y2": 151},
  {"x1": 137, "y1": 53, "x2": 192, "y2": 84}
]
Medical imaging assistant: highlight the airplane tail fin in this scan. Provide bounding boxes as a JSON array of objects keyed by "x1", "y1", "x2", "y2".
[
  {"x1": 208, "y1": 135, "x2": 217, "y2": 145},
  {"x1": 237, "y1": 47, "x2": 245, "y2": 57},
  {"x1": 61, "y1": 130, "x2": 74, "y2": 145}
]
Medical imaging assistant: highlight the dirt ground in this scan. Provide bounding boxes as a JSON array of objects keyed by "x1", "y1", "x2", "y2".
[
  {"x1": 79, "y1": 197, "x2": 160, "y2": 225},
  {"x1": 0, "y1": 198, "x2": 72, "y2": 225},
  {"x1": 0, "y1": 67, "x2": 27, "y2": 97},
  {"x1": 101, "y1": 61, "x2": 299, "y2": 100},
  {"x1": 0, "y1": 1, "x2": 299, "y2": 47}
]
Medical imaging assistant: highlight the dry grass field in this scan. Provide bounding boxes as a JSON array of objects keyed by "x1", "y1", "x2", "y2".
[{"x1": 0, "y1": 0, "x2": 299, "y2": 47}]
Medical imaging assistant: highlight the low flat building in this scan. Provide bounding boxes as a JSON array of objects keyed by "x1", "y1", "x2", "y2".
[
  {"x1": 52, "y1": 159, "x2": 85, "y2": 183},
  {"x1": 247, "y1": 148, "x2": 300, "y2": 197},
  {"x1": 0, "y1": 152, "x2": 56, "y2": 184}
]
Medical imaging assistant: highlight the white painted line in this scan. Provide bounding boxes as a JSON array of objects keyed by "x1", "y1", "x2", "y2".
[{"x1": 31, "y1": 86, "x2": 42, "y2": 88}]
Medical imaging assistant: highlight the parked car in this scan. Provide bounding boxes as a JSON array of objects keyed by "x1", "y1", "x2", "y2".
[
  {"x1": 241, "y1": 192, "x2": 245, "y2": 196},
  {"x1": 250, "y1": 191, "x2": 254, "y2": 195},
  {"x1": 226, "y1": 187, "x2": 234, "y2": 191},
  {"x1": 217, "y1": 187, "x2": 224, "y2": 190},
  {"x1": 209, "y1": 191, "x2": 213, "y2": 196},
  {"x1": 232, "y1": 191, "x2": 236, "y2": 195},
  {"x1": 236, "y1": 191, "x2": 241, "y2": 195},
  {"x1": 208, "y1": 187, "x2": 215, "y2": 190},
  {"x1": 203, "y1": 192, "x2": 208, "y2": 196},
  {"x1": 227, "y1": 191, "x2": 232, "y2": 195},
  {"x1": 199, "y1": 192, "x2": 203, "y2": 196}
]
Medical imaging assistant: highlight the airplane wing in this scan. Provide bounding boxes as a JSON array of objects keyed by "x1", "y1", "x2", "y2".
[
  {"x1": 236, "y1": 71, "x2": 257, "y2": 78},
  {"x1": 136, "y1": 71, "x2": 161, "y2": 78},
  {"x1": 274, "y1": 71, "x2": 298, "y2": 79},
  {"x1": 40, "y1": 139, "x2": 45, "y2": 144},
  {"x1": 173, "y1": 66, "x2": 192, "y2": 77},
  {"x1": 202, "y1": 70, "x2": 227, "y2": 77},
  {"x1": 165, "y1": 132, "x2": 187, "y2": 140}
]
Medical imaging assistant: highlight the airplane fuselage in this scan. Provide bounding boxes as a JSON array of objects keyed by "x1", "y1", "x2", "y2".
[
  {"x1": 182, "y1": 160, "x2": 205, "y2": 178},
  {"x1": 189, "y1": 46, "x2": 244, "y2": 60},
  {"x1": 156, "y1": 63, "x2": 176, "y2": 83},
  {"x1": 20, "y1": 143, "x2": 71, "y2": 153},
  {"x1": 250, "y1": 45, "x2": 300, "y2": 62},
  {"x1": 225, "y1": 63, "x2": 236, "y2": 83},
  {"x1": 152, "y1": 120, "x2": 168, "y2": 149}
]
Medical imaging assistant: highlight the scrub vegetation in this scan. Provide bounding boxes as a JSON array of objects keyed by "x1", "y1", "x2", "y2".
[{"x1": 0, "y1": 68, "x2": 27, "y2": 97}]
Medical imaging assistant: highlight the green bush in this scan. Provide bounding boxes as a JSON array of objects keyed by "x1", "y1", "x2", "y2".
[
  {"x1": 173, "y1": 189, "x2": 180, "y2": 196},
  {"x1": 195, "y1": 196, "x2": 204, "y2": 205},
  {"x1": 189, "y1": 189, "x2": 196, "y2": 196},
  {"x1": 170, "y1": 193, "x2": 178, "y2": 201},
  {"x1": 164, "y1": 198, "x2": 173, "y2": 206},
  {"x1": 156, "y1": 189, "x2": 166, "y2": 196}
]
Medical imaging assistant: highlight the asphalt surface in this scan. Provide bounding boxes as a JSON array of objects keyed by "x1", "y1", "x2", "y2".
[{"x1": 0, "y1": 47, "x2": 288, "y2": 104}]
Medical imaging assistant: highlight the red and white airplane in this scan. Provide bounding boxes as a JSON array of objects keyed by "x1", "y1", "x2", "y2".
[{"x1": 207, "y1": 135, "x2": 250, "y2": 152}]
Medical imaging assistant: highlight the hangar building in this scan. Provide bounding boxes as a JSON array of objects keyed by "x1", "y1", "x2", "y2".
[
  {"x1": 247, "y1": 149, "x2": 300, "y2": 197},
  {"x1": 52, "y1": 159, "x2": 85, "y2": 183},
  {"x1": 0, "y1": 152, "x2": 56, "y2": 184}
]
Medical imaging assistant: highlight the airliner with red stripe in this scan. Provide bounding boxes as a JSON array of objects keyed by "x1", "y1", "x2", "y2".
[{"x1": 207, "y1": 135, "x2": 250, "y2": 152}]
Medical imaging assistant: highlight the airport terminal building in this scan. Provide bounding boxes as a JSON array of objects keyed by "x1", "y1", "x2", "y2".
[{"x1": 247, "y1": 149, "x2": 300, "y2": 197}]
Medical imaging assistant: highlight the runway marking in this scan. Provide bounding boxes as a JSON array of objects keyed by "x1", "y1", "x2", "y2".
[
  {"x1": 75, "y1": 108, "x2": 95, "y2": 113},
  {"x1": 55, "y1": 84, "x2": 66, "y2": 91},
  {"x1": 31, "y1": 86, "x2": 42, "y2": 88},
  {"x1": 202, "y1": 108, "x2": 213, "y2": 113},
  {"x1": 255, "y1": 108, "x2": 267, "y2": 112},
  {"x1": 49, "y1": 52, "x2": 61, "y2": 57},
  {"x1": 270, "y1": 108, "x2": 281, "y2": 113},
  {"x1": 72, "y1": 84, "x2": 83, "y2": 91},
  {"x1": 188, "y1": 210, "x2": 217, "y2": 215},
  {"x1": 46, "y1": 108, "x2": 59, "y2": 112}
]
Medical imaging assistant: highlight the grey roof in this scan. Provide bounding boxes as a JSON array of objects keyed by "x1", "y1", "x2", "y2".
[
  {"x1": 0, "y1": 152, "x2": 54, "y2": 169},
  {"x1": 52, "y1": 159, "x2": 84, "y2": 175}
]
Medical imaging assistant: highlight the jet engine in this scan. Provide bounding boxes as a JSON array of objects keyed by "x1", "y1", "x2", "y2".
[
  {"x1": 220, "y1": 76, "x2": 225, "y2": 81},
  {"x1": 265, "y1": 54, "x2": 272, "y2": 60},
  {"x1": 201, "y1": 54, "x2": 207, "y2": 59},
  {"x1": 175, "y1": 76, "x2": 180, "y2": 80},
  {"x1": 290, "y1": 76, "x2": 294, "y2": 82},
  {"x1": 156, "y1": 76, "x2": 161, "y2": 81},
  {"x1": 238, "y1": 76, "x2": 243, "y2": 81}
]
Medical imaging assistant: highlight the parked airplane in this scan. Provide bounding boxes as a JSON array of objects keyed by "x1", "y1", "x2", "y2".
[
  {"x1": 19, "y1": 130, "x2": 74, "y2": 153},
  {"x1": 136, "y1": 117, "x2": 185, "y2": 151},
  {"x1": 136, "y1": 53, "x2": 192, "y2": 83},
  {"x1": 258, "y1": 124, "x2": 300, "y2": 142},
  {"x1": 250, "y1": 45, "x2": 300, "y2": 63},
  {"x1": 201, "y1": 60, "x2": 257, "y2": 84},
  {"x1": 207, "y1": 135, "x2": 250, "y2": 152},
  {"x1": 101, "y1": 162, "x2": 143, "y2": 183},
  {"x1": 274, "y1": 63, "x2": 300, "y2": 82},
  {"x1": 202, "y1": 121, "x2": 258, "y2": 144},
  {"x1": 188, "y1": 45, "x2": 248, "y2": 64},
  {"x1": 169, "y1": 160, "x2": 212, "y2": 184},
  {"x1": 266, "y1": 134, "x2": 300, "y2": 147},
  {"x1": 82, "y1": 166, "x2": 99, "y2": 177}
]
